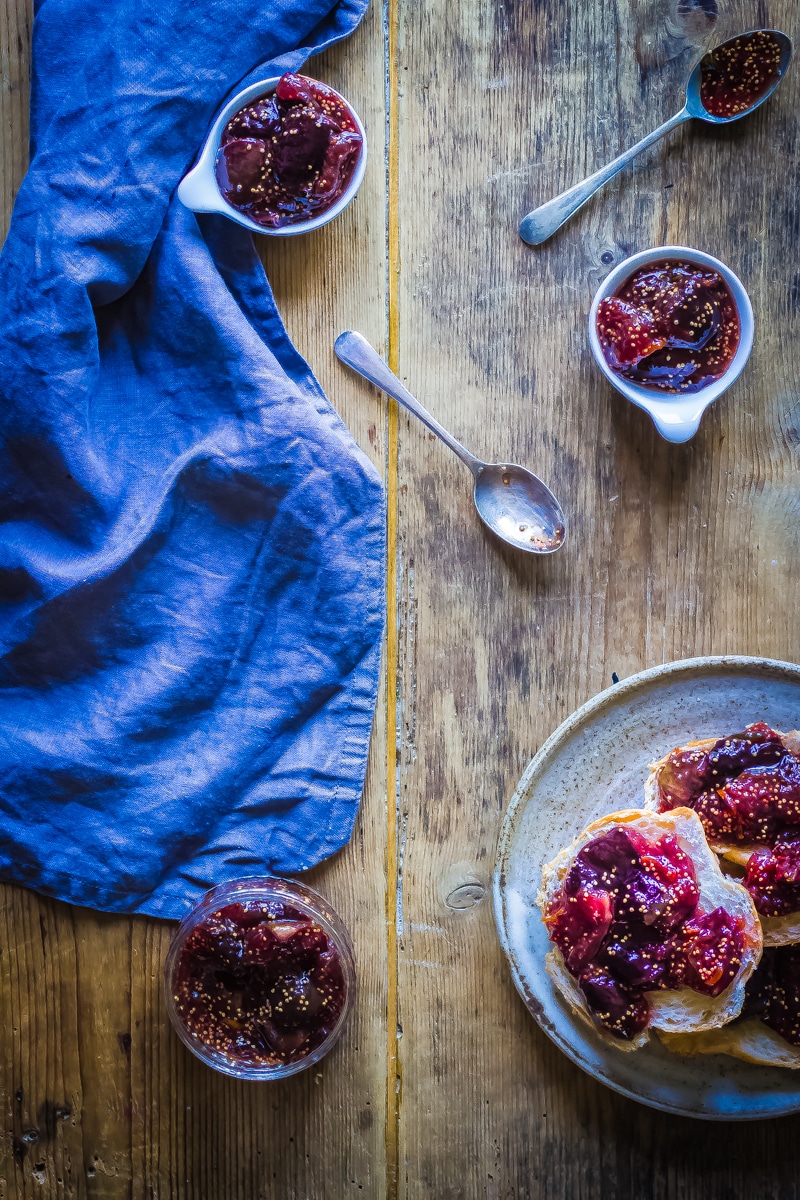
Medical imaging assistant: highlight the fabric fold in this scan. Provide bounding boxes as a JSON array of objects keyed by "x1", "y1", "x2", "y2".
[{"x1": 0, "y1": 0, "x2": 384, "y2": 916}]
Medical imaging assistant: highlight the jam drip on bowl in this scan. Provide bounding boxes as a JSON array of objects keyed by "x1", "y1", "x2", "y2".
[
  {"x1": 596, "y1": 261, "x2": 740, "y2": 393},
  {"x1": 742, "y1": 944, "x2": 800, "y2": 1046},
  {"x1": 216, "y1": 73, "x2": 362, "y2": 228},
  {"x1": 655, "y1": 723, "x2": 800, "y2": 916},
  {"x1": 700, "y1": 31, "x2": 784, "y2": 119},
  {"x1": 173, "y1": 900, "x2": 347, "y2": 1067},
  {"x1": 545, "y1": 826, "x2": 746, "y2": 1039}
]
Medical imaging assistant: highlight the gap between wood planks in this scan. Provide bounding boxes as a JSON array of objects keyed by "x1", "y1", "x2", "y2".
[{"x1": 384, "y1": 0, "x2": 401, "y2": 1191}]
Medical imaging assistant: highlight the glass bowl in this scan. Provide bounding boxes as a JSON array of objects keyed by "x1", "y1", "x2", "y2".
[{"x1": 164, "y1": 876, "x2": 356, "y2": 1079}]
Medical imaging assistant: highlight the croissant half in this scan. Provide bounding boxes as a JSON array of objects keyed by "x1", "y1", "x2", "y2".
[
  {"x1": 537, "y1": 808, "x2": 762, "y2": 1052},
  {"x1": 645, "y1": 728, "x2": 800, "y2": 946}
]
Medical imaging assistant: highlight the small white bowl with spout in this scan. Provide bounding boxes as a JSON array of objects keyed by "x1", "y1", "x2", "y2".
[
  {"x1": 177, "y1": 74, "x2": 367, "y2": 237},
  {"x1": 588, "y1": 246, "x2": 754, "y2": 443}
]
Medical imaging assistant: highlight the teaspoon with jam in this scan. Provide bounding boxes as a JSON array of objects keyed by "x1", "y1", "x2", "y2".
[{"x1": 519, "y1": 28, "x2": 792, "y2": 246}]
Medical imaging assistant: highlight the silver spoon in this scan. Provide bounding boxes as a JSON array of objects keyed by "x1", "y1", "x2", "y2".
[
  {"x1": 519, "y1": 28, "x2": 792, "y2": 246},
  {"x1": 334, "y1": 331, "x2": 566, "y2": 554}
]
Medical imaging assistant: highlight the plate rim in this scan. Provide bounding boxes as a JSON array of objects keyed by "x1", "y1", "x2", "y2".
[{"x1": 492, "y1": 654, "x2": 800, "y2": 1120}]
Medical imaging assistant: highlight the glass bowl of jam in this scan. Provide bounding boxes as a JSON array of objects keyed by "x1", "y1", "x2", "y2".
[
  {"x1": 177, "y1": 73, "x2": 367, "y2": 236},
  {"x1": 589, "y1": 246, "x2": 754, "y2": 443},
  {"x1": 164, "y1": 877, "x2": 356, "y2": 1079}
]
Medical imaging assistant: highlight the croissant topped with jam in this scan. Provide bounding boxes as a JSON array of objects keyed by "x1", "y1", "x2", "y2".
[
  {"x1": 537, "y1": 808, "x2": 761, "y2": 1049},
  {"x1": 645, "y1": 724, "x2": 800, "y2": 945}
]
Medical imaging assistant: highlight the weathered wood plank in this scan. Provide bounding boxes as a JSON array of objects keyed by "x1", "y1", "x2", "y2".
[
  {"x1": 0, "y1": 7, "x2": 389, "y2": 1198},
  {"x1": 393, "y1": 0, "x2": 800, "y2": 1196},
  {"x1": 0, "y1": 0, "x2": 31, "y2": 243}
]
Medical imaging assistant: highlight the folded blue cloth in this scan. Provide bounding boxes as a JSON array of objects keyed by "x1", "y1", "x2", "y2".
[{"x1": 0, "y1": 0, "x2": 384, "y2": 915}]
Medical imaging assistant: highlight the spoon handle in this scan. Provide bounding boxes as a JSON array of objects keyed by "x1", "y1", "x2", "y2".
[
  {"x1": 519, "y1": 107, "x2": 691, "y2": 246},
  {"x1": 334, "y1": 331, "x2": 482, "y2": 474}
]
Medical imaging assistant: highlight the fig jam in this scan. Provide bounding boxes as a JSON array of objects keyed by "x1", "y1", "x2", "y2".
[
  {"x1": 545, "y1": 825, "x2": 746, "y2": 1039},
  {"x1": 170, "y1": 895, "x2": 349, "y2": 1071},
  {"x1": 655, "y1": 724, "x2": 800, "y2": 917},
  {"x1": 742, "y1": 945, "x2": 800, "y2": 1046},
  {"x1": 216, "y1": 73, "x2": 362, "y2": 228},
  {"x1": 700, "y1": 31, "x2": 784, "y2": 119},
  {"x1": 596, "y1": 261, "x2": 740, "y2": 393},
  {"x1": 744, "y1": 832, "x2": 800, "y2": 917}
]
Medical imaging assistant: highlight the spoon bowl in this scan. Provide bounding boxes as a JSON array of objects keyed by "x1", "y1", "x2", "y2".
[
  {"x1": 474, "y1": 464, "x2": 565, "y2": 553},
  {"x1": 686, "y1": 29, "x2": 793, "y2": 122},
  {"x1": 333, "y1": 331, "x2": 566, "y2": 556}
]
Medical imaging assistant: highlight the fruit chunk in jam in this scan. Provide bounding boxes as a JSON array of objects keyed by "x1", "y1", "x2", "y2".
[
  {"x1": 545, "y1": 826, "x2": 745, "y2": 1040},
  {"x1": 173, "y1": 900, "x2": 346, "y2": 1066},
  {"x1": 742, "y1": 944, "x2": 800, "y2": 1046},
  {"x1": 595, "y1": 299, "x2": 666, "y2": 369},
  {"x1": 216, "y1": 73, "x2": 362, "y2": 228},
  {"x1": 745, "y1": 832, "x2": 800, "y2": 918}
]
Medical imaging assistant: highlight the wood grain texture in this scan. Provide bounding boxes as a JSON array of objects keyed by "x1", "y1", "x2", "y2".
[
  {"x1": 3, "y1": 0, "x2": 800, "y2": 1196},
  {"x1": 393, "y1": 0, "x2": 800, "y2": 1197},
  {"x1": 0, "y1": 7, "x2": 389, "y2": 1199},
  {"x1": 0, "y1": 0, "x2": 30, "y2": 244}
]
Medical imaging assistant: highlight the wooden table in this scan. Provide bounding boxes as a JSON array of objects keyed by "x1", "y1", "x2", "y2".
[{"x1": 2, "y1": 0, "x2": 800, "y2": 1195}]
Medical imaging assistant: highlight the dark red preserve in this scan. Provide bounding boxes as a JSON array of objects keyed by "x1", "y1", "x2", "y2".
[
  {"x1": 168, "y1": 888, "x2": 352, "y2": 1073},
  {"x1": 655, "y1": 723, "x2": 800, "y2": 918},
  {"x1": 742, "y1": 944, "x2": 800, "y2": 1046},
  {"x1": 545, "y1": 825, "x2": 746, "y2": 1040},
  {"x1": 596, "y1": 261, "x2": 740, "y2": 393},
  {"x1": 700, "y1": 31, "x2": 784, "y2": 119},
  {"x1": 216, "y1": 73, "x2": 362, "y2": 228}
]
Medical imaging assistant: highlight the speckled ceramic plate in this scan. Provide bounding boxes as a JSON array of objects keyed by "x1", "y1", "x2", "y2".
[{"x1": 493, "y1": 656, "x2": 800, "y2": 1119}]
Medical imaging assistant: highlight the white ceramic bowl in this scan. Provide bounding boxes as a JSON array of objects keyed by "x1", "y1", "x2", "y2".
[
  {"x1": 588, "y1": 246, "x2": 754, "y2": 443},
  {"x1": 177, "y1": 75, "x2": 367, "y2": 237}
]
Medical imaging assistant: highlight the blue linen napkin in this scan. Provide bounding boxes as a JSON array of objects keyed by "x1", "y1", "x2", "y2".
[{"x1": 0, "y1": 0, "x2": 385, "y2": 916}]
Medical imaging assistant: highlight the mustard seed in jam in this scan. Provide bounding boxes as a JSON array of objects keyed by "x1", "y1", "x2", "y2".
[
  {"x1": 742, "y1": 944, "x2": 800, "y2": 1046},
  {"x1": 545, "y1": 825, "x2": 746, "y2": 1039},
  {"x1": 596, "y1": 261, "x2": 740, "y2": 393},
  {"x1": 172, "y1": 899, "x2": 347, "y2": 1067},
  {"x1": 700, "y1": 31, "x2": 784, "y2": 119},
  {"x1": 216, "y1": 73, "x2": 362, "y2": 228},
  {"x1": 655, "y1": 724, "x2": 800, "y2": 917}
]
